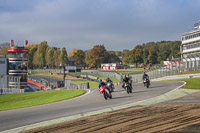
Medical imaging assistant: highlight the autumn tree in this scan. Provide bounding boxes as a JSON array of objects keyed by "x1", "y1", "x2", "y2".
[
  {"x1": 68, "y1": 48, "x2": 80, "y2": 57},
  {"x1": 85, "y1": 45, "x2": 108, "y2": 68}
]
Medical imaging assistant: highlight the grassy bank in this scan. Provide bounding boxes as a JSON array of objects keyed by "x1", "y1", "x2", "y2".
[
  {"x1": 0, "y1": 89, "x2": 85, "y2": 111},
  {"x1": 175, "y1": 70, "x2": 200, "y2": 75},
  {"x1": 168, "y1": 78, "x2": 200, "y2": 89},
  {"x1": 71, "y1": 80, "x2": 99, "y2": 88}
]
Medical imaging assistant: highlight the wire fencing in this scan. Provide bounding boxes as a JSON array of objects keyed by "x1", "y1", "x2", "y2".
[
  {"x1": 82, "y1": 70, "x2": 122, "y2": 81},
  {"x1": 131, "y1": 57, "x2": 200, "y2": 83}
]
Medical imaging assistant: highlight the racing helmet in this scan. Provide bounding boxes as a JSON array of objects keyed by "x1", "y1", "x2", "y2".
[{"x1": 99, "y1": 79, "x2": 102, "y2": 83}]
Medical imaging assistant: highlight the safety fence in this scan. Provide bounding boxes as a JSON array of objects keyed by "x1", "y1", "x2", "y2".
[
  {"x1": 131, "y1": 57, "x2": 200, "y2": 83},
  {"x1": 82, "y1": 70, "x2": 121, "y2": 81},
  {"x1": 28, "y1": 75, "x2": 64, "y2": 90},
  {"x1": 28, "y1": 75, "x2": 89, "y2": 91},
  {"x1": 61, "y1": 82, "x2": 89, "y2": 90}
]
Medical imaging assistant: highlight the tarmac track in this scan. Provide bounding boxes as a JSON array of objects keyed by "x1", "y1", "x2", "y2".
[{"x1": 0, "y1": 81, "x2": 187, "y2": 132}]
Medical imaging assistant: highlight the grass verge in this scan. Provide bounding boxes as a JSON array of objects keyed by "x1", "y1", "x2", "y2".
[
  {"x1": 0, "y1": 89, "x2": 85, "y2": 111},
  {"x1": 175, "y1": 70, "x2": 200, "y2": 75},
  {"x1": 71, "y1": 80, "x2": 99, "y2": 89},
  {"x1": 166, "y1": 78, "x2": 200, "y2": 89}
]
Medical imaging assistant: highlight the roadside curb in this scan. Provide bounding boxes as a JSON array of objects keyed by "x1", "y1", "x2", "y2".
[{"x1": 2, "y1": 82, "x2": 200, "y2": 133}]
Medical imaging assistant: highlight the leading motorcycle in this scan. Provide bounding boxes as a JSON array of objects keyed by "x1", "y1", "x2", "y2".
[{"x1": 99, "y1": 85, "x2": 112, "y2": 100}]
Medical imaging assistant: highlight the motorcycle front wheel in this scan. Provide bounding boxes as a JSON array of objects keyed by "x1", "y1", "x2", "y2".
[{"x1": 104, "y1": 92, "x2": 108, "y2": 100}]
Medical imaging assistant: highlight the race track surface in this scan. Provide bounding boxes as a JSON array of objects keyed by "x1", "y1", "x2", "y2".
[{"x1": 0, "y1": 81, "x2": 183, "y2": 132}]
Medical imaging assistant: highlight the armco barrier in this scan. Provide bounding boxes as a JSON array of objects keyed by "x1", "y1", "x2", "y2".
[{"x1": 27, "y1": 80, "x2": 47, "y2": 90}]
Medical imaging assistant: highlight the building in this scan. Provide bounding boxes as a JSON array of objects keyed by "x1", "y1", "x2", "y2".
[
  {"x1": 181, "y1": 19, "x2": 200, "y2": 70},
  {"x1": 101, "y1": 63, "x2": 127, "y2": 70},
  {"x1": 7, "y1": 46, "x2": 28, "y2": 89},
  {"x1": 0, "y1": 40, "x2": 28, "y2": 91}
]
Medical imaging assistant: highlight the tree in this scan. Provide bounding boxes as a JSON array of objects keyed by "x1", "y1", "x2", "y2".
[
  {"x1": 60, "y1": 47, "x2": 68, "y2": 66},
  {"x1": 68, "y1": 48, "x2": 80, "y2": 57},
  {"x1": 85, "y1": 45, "x2": 108, "y2": 68},
  {"x1": 28, "y1": 46, "x2": 38, "y2": 69},
  {"x1": 33, "y1": 41, "x2": 48, "y2": 68},
  {"x1": 148, "y1": 49, "x2": 157, "y2": 64},
  {"x1": 45, "y1": 47, "x2": 55, "y2": 68},
  {"x1": 133, "y1": 45, "x2": 143, "y2": 68},
  {"x1": 143, "y1": 48, "x2": 149, "y2": 64},
  {"x1": 53, "y1": 48, "x2": 61, "y2": 67},
  {"x1": 74, "y1": 49, "x2": 85, "y2": 65},
  {"x1": 107, "y1": 51, "x2": 121, "y2": 63},
  {"x1": 0, "y1": 48, "x2": 8, "y2": 55}
]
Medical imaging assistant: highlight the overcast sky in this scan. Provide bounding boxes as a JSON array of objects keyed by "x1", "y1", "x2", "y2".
[{"x1": 0, "y1": 0, "x2": 200, "y2": 52}]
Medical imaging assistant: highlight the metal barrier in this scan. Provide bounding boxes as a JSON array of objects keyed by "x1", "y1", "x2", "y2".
[
  {"x1": 28, "y1": 75, "x2": 64, "y2": 90},
  {"x1": 82, "y1": 70, "x2": 121, "y2": 81},
  {"x1": 61, "y1": 82, "x2": 89, "y2": 90},
  {"x1": 130, "y1": 56, "x2": 200, "y2": 83},
  {"x1": 0, "y1": 75, "x2": 21, "y2": 94}
]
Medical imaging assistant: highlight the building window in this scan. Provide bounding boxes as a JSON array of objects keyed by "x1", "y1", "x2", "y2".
[{"x1": 9, "y1": 62, "x2": 27, "y2": 71}]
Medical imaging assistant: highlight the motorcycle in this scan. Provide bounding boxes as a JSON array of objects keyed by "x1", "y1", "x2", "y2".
[
  {"x1": 124, "y1": 82, "x2": 132, "y2": 94},
  {"x1": 107, "y1": 81, "x2": 115, "y2": 92},
  {"x1": 99, "y1": 85, "x2": 112, "y2": 100},
  {"x1": 143, "y1": 78, "x2": 150, "y2": 88}
]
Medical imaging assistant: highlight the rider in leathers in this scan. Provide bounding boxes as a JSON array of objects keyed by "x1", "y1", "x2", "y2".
[
  {"x1": 122, "y1": 74, "x2": 132, "y2": 89},
  {"x1": 143, "y1": 72, "x2": 150, "y2": 85}
]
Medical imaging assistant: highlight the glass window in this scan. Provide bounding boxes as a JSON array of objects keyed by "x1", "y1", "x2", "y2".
[{"x1": 9, "y1": 62, "x2": 28, "y2": 71}]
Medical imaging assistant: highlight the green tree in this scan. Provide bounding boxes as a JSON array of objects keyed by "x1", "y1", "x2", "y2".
[
  {"x1": 0, "y1": 48, "x2": 8, "y2": 55},
  {"x1": 143, "y1": 48, "x2": 149, "y2": 64},
  {"x1": 60, "y1": 47, "x2": 68, "y2": 66},
  {"x1": 33, "y1": 41, "x2": 48, "y2": 68},
  {"x1": 74, "y1": 49, "x2": 85, "y2": 65},
  {"x1": 28, "y1": 46, "x2": 38, "y2": 69},
  {"x1": 133, "y1": 45, "x2": 143, "y2": 68},
  {"x1": 53, "y1": 48, "x2": 61, "y2": 67},
  {"x1": 45, "y1": 47, "x2": 55, "y2": 68},
  {"x1": 107, "y1": 51, "x2": 121, "y2": 63}
]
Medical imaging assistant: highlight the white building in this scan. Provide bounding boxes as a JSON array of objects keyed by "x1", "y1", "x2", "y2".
[
  {"x1": 101, "y1": 63, "x2": 127, "y2": 70},
  {"x1": 181, "y1": 19, "x2": 200, "y2": 70}
]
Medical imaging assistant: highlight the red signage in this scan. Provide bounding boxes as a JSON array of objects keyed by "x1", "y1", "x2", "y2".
[
  {"x1": 25, "y1": 40, "x2": 28, "y2": 47},
  {"x1": 11, "y1": 40, "x2": 14, "y2": 47},
  {"x1": 7, "y1": 48, "x2": 28, "y2": 53}
]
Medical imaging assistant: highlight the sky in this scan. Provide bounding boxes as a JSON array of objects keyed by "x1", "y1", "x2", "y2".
[{"x1": 0, "y1": 0, "x2": 200, "y2": 52}]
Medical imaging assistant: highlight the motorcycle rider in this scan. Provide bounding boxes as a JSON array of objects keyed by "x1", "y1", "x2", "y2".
[
  {"x1": 106, "y1": 77, "x2": 112, "y2": 83},
  {"x1": 143, "y1": 72, "x2": 150, "y2": 85},
  {"x1": 106, "y1": 78, "x2": 114, "y2": 92},
  {"x1": 122, "y1": 74, "x2": 132, "y2": 89},
  {"x1": 99, "y1": 79, "x2": 106, "y2": 88},
  {"x1": 99, "y1": 79, "x2": 111, "y2": 93}
]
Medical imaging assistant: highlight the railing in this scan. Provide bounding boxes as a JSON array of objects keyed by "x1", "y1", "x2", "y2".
[
  {"x1": 131, "y1": 57, "x2": 200, "y2": 83},
  {"x1": 0, "y1": 75, "x2": 21, "y2": 94},
  {"x1": 82, "y1": 70, "x2": 121, "y2": 81}
]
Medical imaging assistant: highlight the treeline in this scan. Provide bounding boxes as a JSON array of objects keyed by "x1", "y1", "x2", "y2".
[
  {"x1": 69, "y1": 45, "x2": 121, "y2": 68},
  {"x1": 27, "y1": 41, "x2": 68, "y2": 69},
  {"x1": 0, "y1": 40, "x2": 181, "y2": 68},
  {"x1": 123, "y1": 41, "x2": 181, "y2": 67}
]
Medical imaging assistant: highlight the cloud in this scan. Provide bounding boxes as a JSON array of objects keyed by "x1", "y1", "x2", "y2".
[{"x1": 0, "y1": 0, "x2": 200, "y2": 52}]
